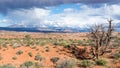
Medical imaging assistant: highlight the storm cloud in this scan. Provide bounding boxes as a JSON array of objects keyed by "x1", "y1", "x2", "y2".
[{"x1": 0, "y1": 0, "x2": 119, "y2": 13}]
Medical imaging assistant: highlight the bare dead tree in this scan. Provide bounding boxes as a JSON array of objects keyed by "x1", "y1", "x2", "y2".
[{"x1": 88, "y1": 19, "x2": 115, "y2": 59}]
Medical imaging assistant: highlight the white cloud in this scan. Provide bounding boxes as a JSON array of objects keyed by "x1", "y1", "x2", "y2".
[
  {"x1": 47, "y1": 4, "x2": 120, "y2": 28},
  {"x1": 5, "y1": 8, "x2": 50, "y2": 27},
  {"x1": 0, "y1": 19, "x2": 12, "y2": 27},
  {"x1": 0, "y1": 19, "x2": 8, "y2": 23},
  {"x1": 2, "y1": 4, "x2": 120, "y2": 28},
  {"x1": 63, "y1": 8, "x2": 74, "y2": 12}
]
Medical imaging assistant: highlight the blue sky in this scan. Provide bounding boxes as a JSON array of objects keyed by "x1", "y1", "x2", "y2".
[
  {"x1": 0, "y1": 0, "x2": 120, "y2": 28},
  {"x1": 50, "y1": 4, "x2": 81, "y2": 14}
]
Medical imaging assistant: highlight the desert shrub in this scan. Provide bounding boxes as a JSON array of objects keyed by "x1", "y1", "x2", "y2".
[
  {"x1": 81, "y1": 60, "x2": 94, "y2": 68},
  {"x1": 12, "y1": 56, "x2": 17, "y2": 60},
  {"x1": 36, "y1": 48, "x2": 39, "y2": 51},
  {"x1": 112, "y1": 59, "x2": 120, "y2": 64},
  {"x1": 61, "y1": 41, "x2": 71, "y2": 46},
  {"x1": 53, "y1": 40, "x2": 72, "y2": 47},
  {"x1": 113, "y1": 52, "x2": 120, "y2": 59},
  {"x1": 28, "y1": 52, "x2": 33, "y2": 57},
  {"x1": 105, "y1": 66, "x2": 116, "y2": 68},
  {"x1": 34, "y1": 62, "x2": 40, "y2": 68},
  {"x1": 31, "y1": 46, "x2": 37, "y2": 49},
  {"x1": 2, "y1": 43, "x2": 7, "y2": 48},
  {"x1": 24, "y1": 35, "x2": 32, "y2": 46},
  {"x1": 25, "y1": 41, "x2": 31, "y2": 46},
  {"x1": 50, "y1": 57, "x2": 60, "y2": 64},
  {"x1": 95, "y1": 59, "x2": 108, "y2": 66},
  {"x1": 56, "y1": 59, "x2": 76, "y2": 68},
  {"x1": 39, "y1": 56, "x2": 45, "y2": 62},
  {"x1": 20, "y1": 61, "x2": 34, "y2": 68},
  {"x1": 35, "y1": 54, "x2": 45, "y2": 61},
  {"x1": 35, "y1": 54, "x2": 41, "y2": 60},
  {"x1": 0, "y1": 56, "x2": 3, "y2": 60},
  {"x1": 16, "y1": 50, "x2": 23, "y2": 55},
  {"x1": 25, "y1": 35, "x2": 31, "y2": 40},
  {"x1": 12, "y1": 43, "x2": 21, "y2": 49},
  {"x1": 45, "y1": 47, "x2": 50, "y2": 52},
  {"x1": 0, "y1": 64, "x2": 16, "y2": 68},
  {"x1": 54, "y1": 42, "x2": 59, "y2": 46},
  {"x1": 53, "y1": 40, "x2": 62, "y2": 46},
  {"x1": 39, "y1": 42, "x2": 46, "y2": 46},
  {"x1": 34, "y1": 62, "x2": 44, "y2": 68},
  {"x1": 46, "y1": 48, "x2": 50, "y2": 52}
]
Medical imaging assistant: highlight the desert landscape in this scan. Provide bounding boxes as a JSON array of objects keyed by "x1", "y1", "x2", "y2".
[
  {"x1": 0, "y1": 0, "x2": 120, "y2": 68},
  {"x1": 0, "y1": 30, "x2": 119, "y2": 68}
]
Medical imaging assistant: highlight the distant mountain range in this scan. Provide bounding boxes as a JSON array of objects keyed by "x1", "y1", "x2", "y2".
[
  {"x1": 0, "y1": 23, "x2": 120, "y2": 33},
  {"x1": 0, "y1": 27, "x2": 88, "y2": 33}
]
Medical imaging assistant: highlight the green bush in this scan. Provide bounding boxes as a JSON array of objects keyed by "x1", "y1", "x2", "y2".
[
  {"x1": 81, "y1": 60, "x2": 94, "y2": 68},
  {"x1": 34, "y1": 54, "x2": 45, "y2": 61},
  {"x1": 34, "y1": 62, "x2": 44, "y2": 68},
  {"x1": 20, "y1": 61, "x2": 34, "y2": 68},
  {"x1": 113, "y1": 52, "x2": 120, "y2": 59},
  {"x1": 50, "y1": 57, "x2": 60, "y2": 64},
  {"x1": 2, "y1": 43, "x2": 7, "y2": 48},
  {"x1": 95, "y1": 59, "x2": 107, "y2": 66},
  {"x1": 53, "y1": 40, "x2": 72, "y2": 47},
  {"x1": 56, "y1": 59, "x2": 76, "y2": 68},
  {"x1": 16, "y1": 50, "x2": 23, "y2": 55},
  {"x1": 45, "y1": 47, "x2": 50, "y2": 52},
  {"x1": 0, "y1": 64, "x2": 16, "y2": 68},
  {"x1": 12, "y1": 43, "x2": 21, "y2": 49},
  {"x1": 60, "y1": 41, "x2": 71, "y2": 46},
  {"x1": 0, "y1": 56, "x2": 3, "y2": 60},
  {"x1": 45, "y1": 46, "x2": 50, "y2": 52},
  {"x1": 39, "y1": 42, "x2": 46, "y2": 45},
  {"x1": 25, "y1": 35, "x2": 31, "y2": 40},
  {"x1": 12, "y1": 56, "x2": 17, "y2": 60},
  {"x1": 28, "y1": 52, "x2": 33, "y2": 57},
  {"x1": 35, "y1": 54, "x2": 41, "y2": 60}
]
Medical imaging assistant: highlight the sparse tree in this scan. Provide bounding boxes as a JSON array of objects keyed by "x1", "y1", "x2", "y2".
[{"x1": 88, "y1": 19, "x2": 116, "y2": 59}]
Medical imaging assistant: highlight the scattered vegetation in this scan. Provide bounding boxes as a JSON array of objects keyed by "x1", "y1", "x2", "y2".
[
  {"x1": 45, "y1": 46, "x2": 50, "y2": 52},
  {"x1": 95, "y1": 59, "x2": 108, "y2": 66},
  {"x1": 113, "y1": 52, "x2": 120, "y2": 60},
  {"x1": 0, "y1": 64, "x2": 16, "y2": 68},
  {"x1": 1, "y1": 43, "x2": 8, "y2": 48},
  {"x1": 16, "y1": 50, "x2": 23, "y2": 55},
  {"x1": 0, "y1": 56, "x2": 3, "y2": 60},
  {"x1": 12, "y1": 56, "x2": 17, "y2": 60},
  {"x1": 28, "y1": 52, "x2": 33, "y2": 57},
  {"x1": 34, "y1": 62, "x2": 43, "y2": 68},
  {"x1": 35, "y1": 54, "x2": 41, "y2": 61},
  {"x1": 0, "y1": 37, "x2": 85, "y2": 48},
  {"x1": 56, "y1": 59, "x2": 76, "y2": 68},
  {"x1": 20, "y1": 61, "x2": 34, "y2": 68},
  {"x1": 12, "y1": 43, "x2": 21, "y2": 49},
  {"x1": 81, "y1": 60, "x2": 95, "y2": 68},
  {"x1": 34, "y1": 53, "x2": 45, "y2": 61},
  {"x1": 50, "y1": 57, "x2": 60, "y2": 64}
]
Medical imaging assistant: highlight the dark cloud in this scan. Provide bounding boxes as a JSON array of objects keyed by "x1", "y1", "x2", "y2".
[
  {"x1": 83, "y1": 0, "x2": 120, "y2": 4},
  {"x1": 0, "y1": 0, "x2": 119, "y2": 13}
]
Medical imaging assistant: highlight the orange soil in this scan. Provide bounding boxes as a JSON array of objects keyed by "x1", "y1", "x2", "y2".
[{"x1": 0, "y1": 44, "x2": 72, "y2": 67}]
